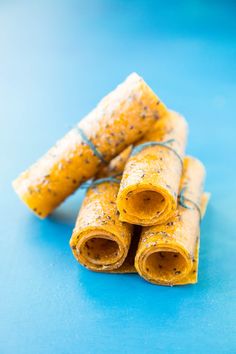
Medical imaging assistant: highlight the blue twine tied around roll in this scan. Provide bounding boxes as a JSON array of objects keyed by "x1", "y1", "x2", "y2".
[
  {"x1": 178, "y1": 186, "x2": 202, "y2": 220},
  {"x1": 81, "y1": 174, "x2": 122, "y2": 190},
  {"x1": 131, "y1": 139, "x2": 183, "y2": 168},
  {"x1": 76, "y1": 126, "x2": 107, "y2": 164}
]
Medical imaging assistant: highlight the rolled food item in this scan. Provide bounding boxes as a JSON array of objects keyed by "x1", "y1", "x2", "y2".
[
  {"x1": 13, "y1": 73, "x2": 167, "y2": 218},
  {"x1": 70, "y1": 147, "x2": 135, "y2": 272},
  {"x1": 135, "y1": 156, "x2": 208, "y2": 286},
  {"x1": 116, "y1": 110, "x2": 188, "y2": 226}
]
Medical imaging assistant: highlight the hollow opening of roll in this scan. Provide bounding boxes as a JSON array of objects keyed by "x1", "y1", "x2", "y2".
[
  {"x1": 82, "y1": 237, "x2": 120, "y2": 265},
  {"x1": 125, "y1": 190, "x2": 166, "y2": 220},
  {"x1": 145, "y1": 250, "x2": 187, "y2": 282}
]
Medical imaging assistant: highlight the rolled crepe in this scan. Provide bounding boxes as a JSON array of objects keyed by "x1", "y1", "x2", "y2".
[
  {"x1": 135, "y1": 156, "x2": 207, "y2": 286},
  {"x1": 117, "y1": 110, "x2": 188, "y2": 226},
  {"x1": 70, "y1": 147, "x2": 135, "y2": 272},
  {"x1": 13, "y1": 73, "x2": 167, "y2": 218}
]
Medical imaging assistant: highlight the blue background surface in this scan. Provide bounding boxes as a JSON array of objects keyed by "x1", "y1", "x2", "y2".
[{"x1": 1, "y1": 1, "x2": 236, "y2": 353}]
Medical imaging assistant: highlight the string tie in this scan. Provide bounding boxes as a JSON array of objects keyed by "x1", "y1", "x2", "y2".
[
  {"x1": 76, "y1": 126, "x2": 107, "y2": 164},
  {"x1": 178, "y1": 186, "x2": 202, "y2": 220},
  {"x1": 81, "y1": 174, "x2": 122, "y2": 190},
  {"x1": 131, "y1": 139, "x2": 183, "y2": 168}
]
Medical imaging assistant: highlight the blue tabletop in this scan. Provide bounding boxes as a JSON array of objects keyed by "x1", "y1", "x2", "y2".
[{"x1": 1, "y1": 1, "x2": 236, "y2": 353}]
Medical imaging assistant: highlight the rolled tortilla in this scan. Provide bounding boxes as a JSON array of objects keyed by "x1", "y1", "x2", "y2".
[
  {"x1": 134, "y1": 156, "x2": 207, "y2": 286},
  {"x1": 13, "y1": 73, "x2": 167, "y2": 218},
  {"x1": 116, "y1": 110, "x2": 188, "y2": 226},
  {"x1": 70, "y1": 147, "x2": 135, "y2": 272}
]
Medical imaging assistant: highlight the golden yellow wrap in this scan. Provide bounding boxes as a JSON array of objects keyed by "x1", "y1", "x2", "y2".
[
  {"x1": 135, "y1": 156, "x2": 207, "y2": 286},
  {"x1": 70, "y1": 148, "x2": 135, "y2": 272},
  {"x1": 13, "y1": 73, "x2": 167, "y2": 218},
  {"x1": 117, "y1": 111, "x2": 188, "y2": 226}
]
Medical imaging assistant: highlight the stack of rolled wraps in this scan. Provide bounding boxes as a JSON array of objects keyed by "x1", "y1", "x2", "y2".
[
  {"x1": 13, "y1": 73, "x2": 209, "y2": 286},
  {"x1": 70, "y1": 108, "x2": 210, "y2": 286}
]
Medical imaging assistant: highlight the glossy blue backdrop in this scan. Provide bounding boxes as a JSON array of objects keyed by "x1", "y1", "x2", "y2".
[{"x1": 1, "y1": 1, "x2": 236, "y2": 353}]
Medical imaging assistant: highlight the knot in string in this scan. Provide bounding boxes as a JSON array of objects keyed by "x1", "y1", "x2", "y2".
[{"x1": 76, "y1": 126, "x2": 107, "y2": 165}]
